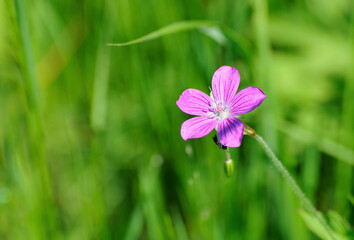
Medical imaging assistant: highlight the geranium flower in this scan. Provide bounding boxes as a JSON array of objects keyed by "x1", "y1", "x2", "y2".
[{"x1": 176, "y1": 66, "x2": 266, "y2": 147}]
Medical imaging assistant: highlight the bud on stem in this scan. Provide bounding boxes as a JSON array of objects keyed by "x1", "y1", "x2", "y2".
[
  {"x1": 224, "y1": 159, "x2": 234, "y2": 178},
  {"x1": 224, "y1": 148, "x2": 234, "y2": 177}
]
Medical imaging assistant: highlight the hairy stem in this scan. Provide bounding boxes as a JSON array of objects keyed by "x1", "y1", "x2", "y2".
[
  {"x1": 225, "y1": 148, "x2": 231, "y2": 160},
  {"x1": 254, "y1": 134, "x2": 335, "y2": 239}
]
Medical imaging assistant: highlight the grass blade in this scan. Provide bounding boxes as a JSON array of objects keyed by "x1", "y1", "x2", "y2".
[{"x1": 107, "y1": 20, "x2": 216, "y2": 46}]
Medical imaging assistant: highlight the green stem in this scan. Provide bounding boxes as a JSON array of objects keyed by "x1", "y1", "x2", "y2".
[
  {"x1": 225, "y1": 148, "x2": 231, "y2": 160},
  {"x1": 254, "y1": 134, "x2": 335, "y2": 239}
]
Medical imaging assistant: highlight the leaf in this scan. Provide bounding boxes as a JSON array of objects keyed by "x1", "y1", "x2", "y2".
[
  {"x1": 199, "y1": 26, "x2": 228, "y2": 45},
  {"x1": 107, "y1": 20, "x2": 217, "y2": 47},
  {"x1": 299, "y1": 210, "x2": 350, "y2": 240},
  {"x1": 327, "y1": 210, "x2": 351, "y2": 235},
  {"x1": 299, "y1": 209, "x2": 332, "y2": 240}
]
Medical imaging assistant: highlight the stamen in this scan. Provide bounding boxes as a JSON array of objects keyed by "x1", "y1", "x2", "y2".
[{"x1": 209, "y1": 102, "x2": 230, "y2": 121}]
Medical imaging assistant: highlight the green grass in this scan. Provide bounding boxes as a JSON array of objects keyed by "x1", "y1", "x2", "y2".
[{"x1": 0, "y1": 0, "x2": 353, "y2": 239}]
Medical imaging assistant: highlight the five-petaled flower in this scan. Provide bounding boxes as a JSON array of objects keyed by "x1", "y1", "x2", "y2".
[{"x1": 176, "y1": 66, "x2": 266, "y2": 147}]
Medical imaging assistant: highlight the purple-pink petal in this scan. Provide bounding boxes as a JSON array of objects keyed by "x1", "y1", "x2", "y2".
[
  {"x1": 211, "y1": 66, "x2": 240, "y2": 104},
  {"x1": 176, "y1": 89, "x2": 213, "y2": 116},
  {"x1": 230, "y1": 87, "x2": 266, "y2": 115},
  {"x1": 181, "y1": 117, "x2": 217, "y2": 140},
  {"x1": 217, "y1": 117, "x2": 244, "y2": 147}
]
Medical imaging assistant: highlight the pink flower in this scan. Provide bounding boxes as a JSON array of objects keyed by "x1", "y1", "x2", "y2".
[{"x1": 176, "y1": 66, "x2": 266, "y2": 147}]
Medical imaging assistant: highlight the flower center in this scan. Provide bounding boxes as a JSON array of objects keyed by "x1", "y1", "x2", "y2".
[{"x1": 210, "y1": 103, "x2": 230, "y2": 121}]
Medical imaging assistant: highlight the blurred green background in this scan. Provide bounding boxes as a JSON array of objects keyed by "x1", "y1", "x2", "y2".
[{"x1": 0, "y1": 0, "x2": 353, "y2": 239}]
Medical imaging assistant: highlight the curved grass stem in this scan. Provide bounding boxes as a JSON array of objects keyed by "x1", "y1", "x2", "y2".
[{"x1": 254, "y1": 134, "x2": 335, "y2": 240}]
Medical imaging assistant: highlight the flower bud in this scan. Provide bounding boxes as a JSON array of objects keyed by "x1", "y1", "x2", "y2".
[{"x1": 224, "y1": 159, "x2": 234, "y2": 178}]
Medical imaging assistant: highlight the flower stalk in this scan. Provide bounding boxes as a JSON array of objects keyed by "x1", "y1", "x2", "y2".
[{"x1": 246, "y1": 129, "x2": 335, "y2": 239}]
